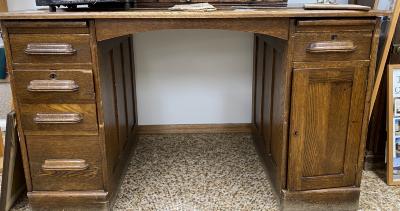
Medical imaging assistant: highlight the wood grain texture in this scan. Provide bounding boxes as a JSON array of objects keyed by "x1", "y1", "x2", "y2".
[
  {"x1": 1, "y1": 21, "x2": 34, "y2": 192},
  {"x1": 12, "y1": 69, "x2": 95, "y2": 104},
  {"x1": 253, "y1": 30, "x2": 291, "y2": 193},
  {"x1": 3, "y1": 21, "x2": 89, "y2": 35},
  {"x1": 295, "y1": 19, "x2": 376, "y2": 33},
  {"x1": 288, "y1": 61, "x2": 369, "y2": 191},
  {"x1": 0, "y1": 9, "x2": 389, "y2": 20},
  {"x1": 364, "y1": 18, "x2": 389, "y2": 171},
  {"x1": 281, "y1": 187, "x2": 360, "y2": 210},
  {"x1": 254, "y1": 35, "x2": 265, "y2": 138},
  {"x1": 9, "y1": 34, "x2": 92, "y2": 68},
  {"x1": 137, "y1": 124, "x2": 254, "y2": 134},
  {"x1": 26, "y1": 135, "x2": 104, "y2": 191},
  {"x1": 296, "y1": 19, "x2": 376, "y2": 26},
  {"x1": 97, "y1": 35, "x2": 138, "y2": 203},
  {"x1": 3, "y1": 21, "x2": 87, "y2": 28},
  {"x1": 0, "y1": 0, "x2": 7, "y2": 12},
  {"x1": 1, "y1": 15, "x2": 382, "y2": 210},
  {"x1": 19, "y1": 103, "x2": 98, "y2": 135},
  {"x1": 95, "y1": 18, "x2": 289, "y2": 41},
  {"x1": 88, "y1": 20, "x2": 111, "y2": 194},
  {"x1": 356, "y1": 17, "x2": 382, "y2": 182},
  {"x1": 293, "y1": 31, "x2": 373, "y2": 62},
  {"x1": 0, "y1": 112, "x2": 26, "y2": 211},
  {"x1": 28, "y1": 191, "x2": 109, "y2": 211}
]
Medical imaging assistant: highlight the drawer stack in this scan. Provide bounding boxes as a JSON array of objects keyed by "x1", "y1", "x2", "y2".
[
  {"x1": 287, "y1": 19, "x2": 377, "y2": 191},
  {"x1": 5, "y1": 21, "x2": 104, "y2": 192}
]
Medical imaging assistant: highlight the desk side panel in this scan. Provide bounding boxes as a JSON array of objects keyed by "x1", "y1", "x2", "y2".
[
  {"x1": 97, "y1": 35, "x2": 138, "y2": 200},
  {"x1": 253, "y1": 32, "x2": 291, "y2": 193}
]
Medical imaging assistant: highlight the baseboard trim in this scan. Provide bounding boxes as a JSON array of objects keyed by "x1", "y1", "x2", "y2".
[
  {"x1": 28, "y1": 191, "x2": 109, "y2": 210},
  {"x1": 136, "y1": 123, "x2": 255, "y2": 134},
  {"x1": 281, "y1": 187, "x2": 360, "y2": 210}
]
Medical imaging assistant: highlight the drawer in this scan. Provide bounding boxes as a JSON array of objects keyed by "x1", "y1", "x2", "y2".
[
  {"x1": 26, "y1": 135, "x2": 103, "y2": 191},
  {"x1": 20, "y1": 104, "x2": 98, "y2": 135},
  {"x1": 9, "y1": 34, "x2": 91, "y2": 67},
  {"x1": 13, "y1": 69, "x2": 95, "y2": 103},
  {"x1": 293, "y1": 31, "x2": 373, "y2": 62},
  {"x1": 4, "y1": 21, "x2": 89, "y2": 34},
  {"x1": 295, "y1": 19, "x2": 376, "y2": 33}
]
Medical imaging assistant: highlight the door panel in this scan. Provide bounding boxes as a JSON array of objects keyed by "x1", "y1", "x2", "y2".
[{"x1": 288, "y1": 64, "x2": 368, "y2": 191}]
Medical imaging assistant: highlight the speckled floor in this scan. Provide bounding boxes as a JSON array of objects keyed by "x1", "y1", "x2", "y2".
[
  {"x1": 3, "y1": 134, "x2": 400, "y2": 210},
  {"x1": 115, "y1": 134, "x2": 278, "y2": 211}
]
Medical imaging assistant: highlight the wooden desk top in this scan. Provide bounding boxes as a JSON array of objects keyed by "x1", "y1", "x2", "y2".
[{"x1": 0, "y1": 8, "x2": 390, "y2": 20}]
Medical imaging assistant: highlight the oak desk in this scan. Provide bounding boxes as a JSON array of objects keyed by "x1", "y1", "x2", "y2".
[{"x1": 0, "y1": 8, "x2": 388, "y2": 210}]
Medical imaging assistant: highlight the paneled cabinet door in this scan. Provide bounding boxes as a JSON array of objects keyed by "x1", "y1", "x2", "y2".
[{"x1": 288, "y1": 63, "x2": 368, "y2": 191}]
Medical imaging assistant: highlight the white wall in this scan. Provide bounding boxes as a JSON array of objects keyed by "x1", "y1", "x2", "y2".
[
  {"x1": 135, "y1": 30, "x2": 253, "y2": 125},
  {"x1": 7, "y1": 0, "x2": 38, "y2": 11}
]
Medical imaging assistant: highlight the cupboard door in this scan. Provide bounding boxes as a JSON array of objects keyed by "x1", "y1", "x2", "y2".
[{"x1": 288, "y1": 64, "x2": 368, "y2": 191}]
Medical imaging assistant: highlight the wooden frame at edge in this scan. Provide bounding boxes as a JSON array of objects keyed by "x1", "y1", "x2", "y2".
[
  {"x1": 387, "y1": 64, "x2": 400, "y2": 186},
  {"x1": 0, "y1": 0, "x2": 7, "y2": 12}
]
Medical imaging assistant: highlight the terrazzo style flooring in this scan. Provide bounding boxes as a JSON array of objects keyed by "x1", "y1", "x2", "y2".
[
  {"x1": 2, "y1": 133, "x2": 400, "y2": 210},
  {"x1": 114, "y1": 134, "x2": 278, "y2": 211}
]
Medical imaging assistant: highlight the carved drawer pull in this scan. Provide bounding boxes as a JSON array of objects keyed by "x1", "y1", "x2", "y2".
[
  {"x1": 28, "y1": 80, "x2": 79, "y2": 92},
  {"x1": 34, "y1": 113, "x2": 83, "y2": 124},
  {"x1": 42, "y1": 159, "x2": 89, "y2": 171},
  {"x1": 25, "y1": 43, "x2": 77, "y2": 55},
  {"x1": 307, "y1": 41, "x2": 356, "y2": 53}
]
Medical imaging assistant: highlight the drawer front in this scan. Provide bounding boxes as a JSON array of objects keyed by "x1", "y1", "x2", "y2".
[
  {"x1": 13, "y1": 69, "x2": 95, "y2": 103},
  {"x1": 4, "y1": 21, "x2": 89, "y2": 34},
  {"x1": 26, "y1": 136, "x2": 103, "y2": 191},
  {"x1": 293, "y1": 31, "x2": 372, "y2": 62},
  {"x1": 9, "y1": 34, "x2": 91, "y2": 66},
  {"x1": 20, "y1": 104, "x2": 98, "y2": 135}
]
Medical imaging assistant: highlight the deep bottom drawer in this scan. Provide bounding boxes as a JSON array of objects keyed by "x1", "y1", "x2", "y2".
[{"x1": 26, "y1": 136, "x2": 104, "y2": 191}]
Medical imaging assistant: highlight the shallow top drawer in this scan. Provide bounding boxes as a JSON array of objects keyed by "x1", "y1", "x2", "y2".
[
  {"x1": 295, "y1": 19, "x2": 376, "y2": 33},
  {"x1": 13, "y1": 69, "x2": 95, "y2": 103},
  {"x1": 9, "y1": 33, "x2": 92, "y2": 68},
  {"x1": 4, "y1": 21, "x2": 89, "y2": 34},
  {"x1": 293, "y1": 31, "x2": 373, "y2": 62}
]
